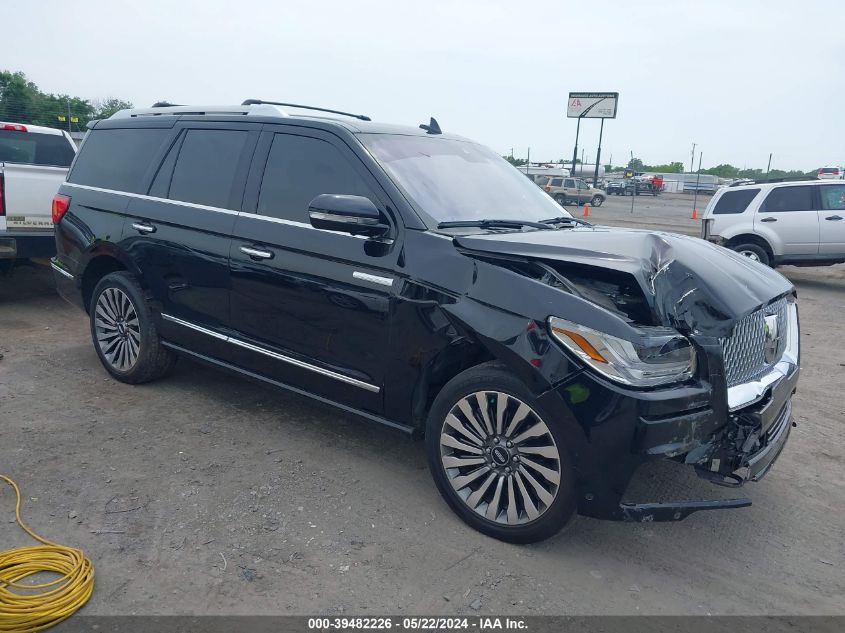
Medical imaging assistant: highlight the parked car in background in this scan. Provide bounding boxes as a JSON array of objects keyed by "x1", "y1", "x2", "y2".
[
  {"x1": 702, "y1": 180, "x2": 845, "y2": 267},
  {"x1": 535, "y1": 176, "x2": 606, "y2": 206},
  {"x1": 0, "y1": 122, "x2": 77, "y2": 268},
  {"x1": 53, "y1": 101, "x2": 798, "y2": 543},
  {"x1": 817, "y1": 166, "x2": 843, "y2": 180}
]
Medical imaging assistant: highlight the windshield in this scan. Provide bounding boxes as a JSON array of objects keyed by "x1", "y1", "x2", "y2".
[{"x1": 360, "y1": 134, "x2": 565, "y2": 225}]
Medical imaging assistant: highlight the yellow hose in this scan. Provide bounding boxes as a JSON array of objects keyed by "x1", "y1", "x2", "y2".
[{"x1": 0, "y1": 475, "x2": 94, "y2": 632}]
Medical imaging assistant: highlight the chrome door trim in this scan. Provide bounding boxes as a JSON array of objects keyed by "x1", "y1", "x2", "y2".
[
  {"x1": 61, "y1": 183, "x2": 240, "y2": 216},
  {"x1": 161, "y1": 313, "x2": 228, "y2": 340},
  {"x1": 352, "y1": 271, "x2": 394, "y2": 287},
  {"x1": 50, "y1": 261, "x2": 74, "y2": 279},
  {"x1": 161, "y1": 313, "x2": 380, "y2": 393}
]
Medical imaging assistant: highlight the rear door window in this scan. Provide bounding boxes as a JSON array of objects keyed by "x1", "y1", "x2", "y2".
[
  {"x1": 68, "y1": 128, "x2": 169, "y2": 193},
  {"x1": 168, "y1": 129, "x2": 249, "y2": 209},
  {"x1": 713, "y1": 188, "x2": 760, "y2": 214},
  {"x1": 550, "y1": 178, "x2": 563, "y2": 187},
  {"x1": 820, "y1": 185, "x2": 845, "y2": 211},
  {"x1": 760, "y1": 186, "x2": 815, "y2": 213},
  {"x1": 256, "y1": 133, "x2": 373, "y2": 223},
  {"x1": 564, "y1": 179, "x2": 575, "y2": 188}
]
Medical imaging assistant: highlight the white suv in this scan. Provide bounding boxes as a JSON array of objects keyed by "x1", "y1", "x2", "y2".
[{"x1": 701, "y1": 180, "x2": 845, "y2": 267}]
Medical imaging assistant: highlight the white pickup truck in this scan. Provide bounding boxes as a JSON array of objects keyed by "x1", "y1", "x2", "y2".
[{"x1": 0, "y1": 122, "x2": 77, "y2": 267}]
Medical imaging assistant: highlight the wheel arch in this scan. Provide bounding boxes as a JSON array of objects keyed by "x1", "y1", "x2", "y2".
[
  {"x1": 724, "y1": 233, "x2": 774, "y2": 259},
  {"x1": 80, "y1": 249, "x2": 138, "y2": 313}
]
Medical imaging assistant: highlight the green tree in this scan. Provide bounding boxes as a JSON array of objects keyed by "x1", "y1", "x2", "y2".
[
  {"x1": 0, "y1": 70, "x2": 132, "y2": 130},
  {"x1": 503, "y1": 155, "x2": 527, "y2": 167},
  {"x1": 92, "y1": 98, "x2": 134, "y2": 120},
  {"x1": 648, "y1": 161, "x2": 685, "y2": 173},
  {"x1": 627, "y1": 157, "x2": 644, "y2": 171}
]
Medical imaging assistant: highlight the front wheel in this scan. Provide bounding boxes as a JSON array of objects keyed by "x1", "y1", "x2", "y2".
[
  {"x1": 426, "y1": 363, "x2": 576, "y2": 543},
  {"x1": 90, "y1": 271, "x2": 177, "y2": 383},
  {"x1": 590, "y1": 195, "x2": 604, "y2": 207}
]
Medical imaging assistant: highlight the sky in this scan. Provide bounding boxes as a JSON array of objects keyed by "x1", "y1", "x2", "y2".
[{"x1": 2, "y1": 0, "x2": 843, "y2": 171}]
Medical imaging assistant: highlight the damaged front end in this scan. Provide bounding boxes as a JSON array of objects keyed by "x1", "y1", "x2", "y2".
[{"x1": 448, "y1": 226, "x2": 800, "y2": 523}]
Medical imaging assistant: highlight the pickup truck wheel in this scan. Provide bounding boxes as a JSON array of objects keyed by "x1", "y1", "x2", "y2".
[
  {"x1": 426, "y1": 363, "x2": 576, "y2": 543},
  {"x1": 590, "y1": 195, "x2": 604, "y2": 207},
  {"x1": 554, "y1": 194, "x2": 567, "y2": 206},
  {"x1": 90, "y1": 271, "x2": 177, "y2": 384},
  {"x1": 731, "y1": 243, "x2": 770, "y2": 267}
]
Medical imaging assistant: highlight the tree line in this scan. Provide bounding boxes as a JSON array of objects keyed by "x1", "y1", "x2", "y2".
[
  {"x1": 504, "y1": 154, "x2": 815, "y2": 180},
  {"x1": 0, "y1": 70, "x2": 133, "y2": 131}
]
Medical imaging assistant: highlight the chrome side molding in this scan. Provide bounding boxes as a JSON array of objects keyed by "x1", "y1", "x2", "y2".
[{"x1": 161, "y1": 313, "x2": 380, "y2": 393}]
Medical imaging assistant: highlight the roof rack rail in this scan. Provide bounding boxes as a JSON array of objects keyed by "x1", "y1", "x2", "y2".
[
  {"x1": 108, "y1": 103, "x2": 289, "y2": 119},
  {"x1": 753, "y1": 176, "x2": 818, "y2": 184},
  {"x1": 241, "y1": 99, "x2": 371, "y2": 121},
  {"x1": 151, "y1": 101, "x2": 181, "y2": 108}
]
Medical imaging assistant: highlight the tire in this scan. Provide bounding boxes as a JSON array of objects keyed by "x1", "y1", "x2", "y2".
[
  {"x1": 554, "y1": 194, "x2": 567, "y2": 206},
  {"x1": 425, "y1": 362, "x2": 576, "y2": 543},
  {"x1": 731, "y1": 243, "x2": 771, "y2": 267},
  {"x1": 590, "y1": 195, "x2": 604, "y2": 207},
  {"x1": 90, "y1": 271, "x2": 177, "y2": 384}
]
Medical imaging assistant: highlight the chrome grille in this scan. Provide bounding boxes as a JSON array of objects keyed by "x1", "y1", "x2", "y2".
[{"x1": 720, "y1": 298, "x2": 788, "y2": 387}]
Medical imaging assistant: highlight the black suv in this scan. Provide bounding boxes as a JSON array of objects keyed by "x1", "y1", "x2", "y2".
[{"x1": 52, "y1": 101, "x2": 800, "y2": 543}]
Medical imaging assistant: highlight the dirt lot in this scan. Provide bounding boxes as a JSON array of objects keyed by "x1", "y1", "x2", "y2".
[{"x1": 1, "y1": 211, "x2": 844, "y2": 616}]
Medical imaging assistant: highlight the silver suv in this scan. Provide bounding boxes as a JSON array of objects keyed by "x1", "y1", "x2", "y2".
[{"x1": 701, "y1": 180, "x2": 845, "y2": 267}]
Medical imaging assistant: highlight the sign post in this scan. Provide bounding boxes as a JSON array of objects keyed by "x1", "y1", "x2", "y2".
[{"x1": 567, "y1": 92, "x2": 618, "y2": 184}]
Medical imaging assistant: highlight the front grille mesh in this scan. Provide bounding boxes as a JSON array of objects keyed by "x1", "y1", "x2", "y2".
[{"x1": 720, "y1": 298, "x2": 788, "y2": 387}]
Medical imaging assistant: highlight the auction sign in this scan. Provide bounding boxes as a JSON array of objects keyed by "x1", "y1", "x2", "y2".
[{"x1": 567, "y1": 92, "x2": 619, "y2": 118}]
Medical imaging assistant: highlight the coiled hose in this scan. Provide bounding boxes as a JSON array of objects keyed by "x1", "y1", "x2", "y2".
[{"x1": 0, "y1": 475, "x2": 94, "y2": 632}]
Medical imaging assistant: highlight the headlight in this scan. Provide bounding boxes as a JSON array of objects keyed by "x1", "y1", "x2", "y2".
[{"x1": 548, "y1": 317, "x2": 695, "y2": 387}]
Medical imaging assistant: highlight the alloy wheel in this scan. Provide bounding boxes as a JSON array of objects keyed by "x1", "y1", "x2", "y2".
[
  {"x1": 439, "y1": 391, "x2": 561, "y2": 526},
  {"x1": 94, "y1": 287, "x2": 141, "y2": 371},
  {"x1": 739, "y1": 249, "x2": 761, "y2": 262}
]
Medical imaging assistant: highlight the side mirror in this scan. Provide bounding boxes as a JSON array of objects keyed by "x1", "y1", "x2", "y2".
[{"x1": 308, "y1": 194, "x2": 389, "y2": 238}]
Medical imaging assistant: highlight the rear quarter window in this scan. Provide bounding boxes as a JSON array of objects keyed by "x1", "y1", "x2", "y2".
[
  {"x1": 713, "y1": 188, "x2": 760, "y2": 214},
  {"x1": 0, "y1": 130, "x2": 75, "y2": 167},
  {"x1": 67, "y1": 128, "x2": 170, "y2": 193}
]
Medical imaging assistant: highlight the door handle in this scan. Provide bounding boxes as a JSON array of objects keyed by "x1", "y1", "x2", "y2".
[
  {"x1": 239, "y1": 245, "x2": 274, "y2": 260},
  {"x1": 131, "y1": 222, "x2": 156, "y2": 234},
  {"x1": 760, "y1": 217, "x2": 777, "y2": 223},
  {"x1": 825, "y1": 215, "x2": 843, "y2": 221}
]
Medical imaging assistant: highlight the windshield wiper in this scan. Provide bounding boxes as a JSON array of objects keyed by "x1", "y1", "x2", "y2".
[
  {"x1": 540, "y1": 216, "x2": 592, "y2": 227},
  {"x1": 437, "y1": 219, "x2": 552, "y2": 230}
]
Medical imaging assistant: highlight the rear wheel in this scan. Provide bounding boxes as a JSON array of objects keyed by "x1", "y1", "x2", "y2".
[
  {"x1": 731, "y1": 243, "x2": 771, "y2": 267},
  {"x1": 90, "y1": 271, "x2": 177, "y2": 383},
  {"x1": 426, "y1": 363, "x2": 576, "y2": 543},
  {"x1": 554, "y1": 194, "x2": 567, "y2": 206}
]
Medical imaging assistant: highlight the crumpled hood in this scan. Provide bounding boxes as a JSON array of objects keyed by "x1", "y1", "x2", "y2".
[{"x1": 454, "y1": 225, "x2": 794, "y2": 336}]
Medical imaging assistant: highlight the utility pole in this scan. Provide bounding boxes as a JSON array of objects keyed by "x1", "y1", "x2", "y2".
[
  {"x1": 690, "y1": 143, "x2": 696, "y2": 174},
  {"x1": 66, "y1": 99, "x2": 72, "y2": 134},
  {"x1": 593, "y1": 118, "x2": 605, "y2": 187},
  {"x1": 765, "y1": 153, "x2": 772, "y2": 181},
  {"x1": 526, "y1": 147, "x2": 530, "y2": 176},
  {"x1": 571, "y1": 116, "x2": 581, "y2": 178},
  {"x1": 692, "y1": 151, "x2": 703, "y2": 215},
  {"x1": 630, "y1": 150, "x2": 636, "y2": 215}
]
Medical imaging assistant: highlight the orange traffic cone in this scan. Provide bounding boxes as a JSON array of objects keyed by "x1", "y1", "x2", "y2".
[
  {"x1": 691, "y1": 208, "x2": 698, "y2": 220},
  {"x1": 583, "y1": 203, "x2": 590, "y2": 218}
]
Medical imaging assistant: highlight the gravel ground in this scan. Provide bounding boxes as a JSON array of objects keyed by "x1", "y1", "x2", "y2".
[{"x1": 1, "y1": 208, "x2": 843, "y2": 617}]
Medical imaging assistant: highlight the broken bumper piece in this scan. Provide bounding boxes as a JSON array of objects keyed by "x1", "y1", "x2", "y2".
[{"x1": 620, "y1": 497, "x2": 752, "y2": 522}]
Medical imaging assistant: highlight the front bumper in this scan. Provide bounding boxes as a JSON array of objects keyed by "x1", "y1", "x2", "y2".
[{"x1": 551, "y1": 356, "x2": 798, "y2": 523}]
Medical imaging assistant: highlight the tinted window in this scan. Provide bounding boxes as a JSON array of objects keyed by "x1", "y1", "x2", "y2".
[
  {"x1": 68, "y1": 128, "x2": 168, "y2": 193},
  {"x1": 565, "y1": 179, "x2": 575, "y2": 188},
  {"x1": 760, "y1": 186, "x2": 814, "y2": 213},
  {"x1": 820, "y1": 185, "x2": 845, "y2": 211},
  {"x1": 550, "y1": 178, "x2": 563, "y2": 187},
  {"x1": 257, "y1": 134, "x2": 372, "y2": 223},
  {"x1": 0, "y1": 130, "x2": 76, "y2": 167},
  {"x1": 713, "y1": 188, "x2": 759, "y2": 214},
  {"x1": 168, "y1": 129, "x2": 249, "y2": 209}
]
